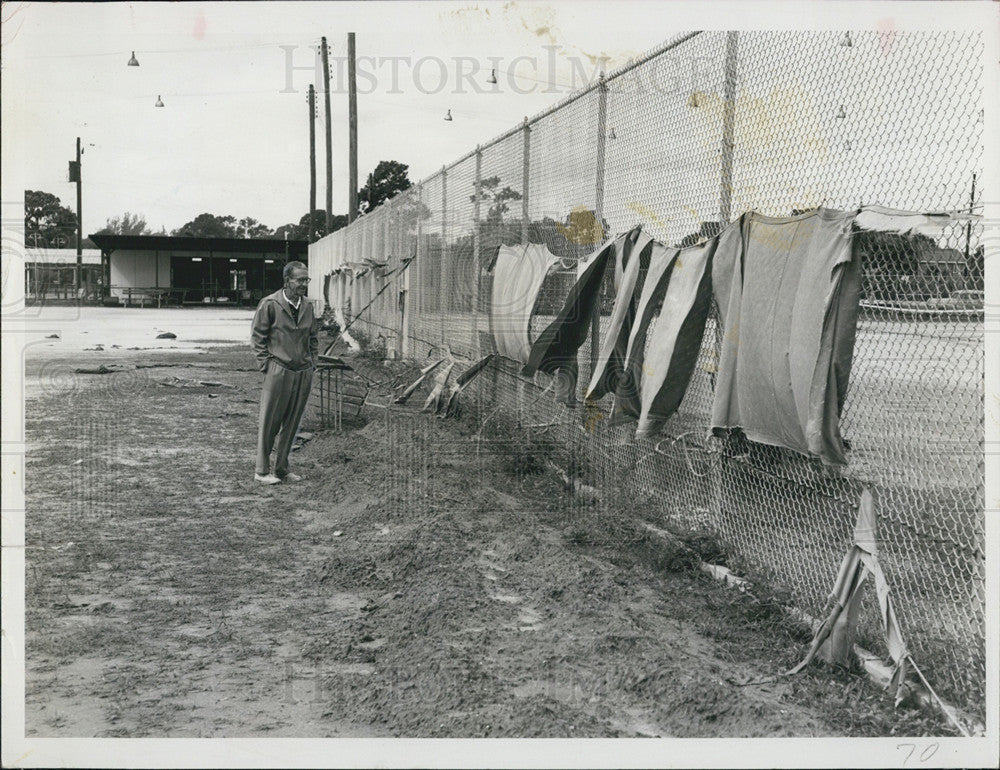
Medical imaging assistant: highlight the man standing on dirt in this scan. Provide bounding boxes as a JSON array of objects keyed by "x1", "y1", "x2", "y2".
[{"x1": 251, "y1": 260, "x2": 318, "y2": 485}]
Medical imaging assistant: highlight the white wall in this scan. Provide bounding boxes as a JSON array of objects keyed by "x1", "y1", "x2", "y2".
[{"x1": 110, "y1": 250, "x2": 162, "y2": 292}]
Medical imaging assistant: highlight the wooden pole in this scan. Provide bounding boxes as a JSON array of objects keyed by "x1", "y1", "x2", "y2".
[
  {"x1": 308, "y1": 84, "x2": 317, "y2": 242},
  {"x1": 321, "y1": 36, "x2": 333, "y2": 235},
  {"x1": 348, "y1": 32, "x2": 359, "y2": 224}
]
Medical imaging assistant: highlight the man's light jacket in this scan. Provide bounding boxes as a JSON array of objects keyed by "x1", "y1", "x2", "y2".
[{"x1": 251, "y1": 290, "x2": 319, "y2": 372}]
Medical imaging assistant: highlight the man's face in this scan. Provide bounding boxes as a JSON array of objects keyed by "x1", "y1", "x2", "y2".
[{"x1": 285, "y1": 268, "x2": 310, "y2": 298}]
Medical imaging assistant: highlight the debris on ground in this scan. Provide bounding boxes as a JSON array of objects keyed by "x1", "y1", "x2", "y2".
[
  {"x1": 394, "y1": 359, "x2": 444, "y2": 404},
  {"x1": 291, "y1": 432, "x2": 315, "y2": 452},
  {"x1": 156, "y1": 332, "x2": 177, "y2": 339},
  {"x1": 23, "y1": 345, "x2": 952, "y2": 740},
  {"x1": 157, "y1": 376, "x2": 236, "y2": 388},
  {"x1": 74, "y1": 364, "x2": 118, "y2": 374},
  {"x1": 440, "y1": 354, "x2": 494, "y2": 418},
  {"x1": 421, "y1": 361, "x2": 455, "y2": 414}
]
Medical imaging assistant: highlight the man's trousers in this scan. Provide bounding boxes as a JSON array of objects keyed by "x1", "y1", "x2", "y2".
[{"x1": 256, "y1": 360, "x2": 314, "y2": 477}]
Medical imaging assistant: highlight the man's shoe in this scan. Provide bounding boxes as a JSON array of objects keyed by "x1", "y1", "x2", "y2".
[
  {"x1": 254, "y1": 473, "x2": 281, "y2": 485},
  {"x1": 279, "y1": 472, "x2": 304, "y2": 483}
]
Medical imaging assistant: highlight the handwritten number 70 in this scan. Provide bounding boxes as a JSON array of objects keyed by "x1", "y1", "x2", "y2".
[{"x1": 897, "y1": 743, "x2": 939, "y2": 764}]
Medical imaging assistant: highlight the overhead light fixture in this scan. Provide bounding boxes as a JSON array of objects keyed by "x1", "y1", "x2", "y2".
[
  {"x1": 155, "y1": 95, "x2": 165, "y2": 108},
  {"x1": 486, "y1": 69, "x2": 497, "y2": 85},
  {"x1": 191, "y1": 257, "x2": 202, "y2": 262},
  {"x1": 265, "y1": 259, "x2": 275, "y2": 264},
  {"x1": 840, "y1": 33, "x2": 853, "y2": 48},
  {"x1": 607, "y1": 127, "x2": 617, "y2": 140},
  {"x1": 128, "y1": 51, "x2": 140, "y2": 67},
  {"x1": 229, "y1": 258, "x2": 238, "y2": 263},
  {"x1": 835, "y1": 105, "x2": 846, "y2": 119},
  {"x1": 444, "y1": 109, "x2": 453, "y2": 121}
]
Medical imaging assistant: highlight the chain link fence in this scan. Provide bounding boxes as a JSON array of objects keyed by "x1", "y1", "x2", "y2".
[{"x1": 309, "y1": 30, "x2": 985, "y2": 720}]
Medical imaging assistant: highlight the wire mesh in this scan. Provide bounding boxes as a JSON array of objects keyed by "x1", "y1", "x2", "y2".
[{"x1": 309, "y1": 30, "x2": 985, "y2": 720}]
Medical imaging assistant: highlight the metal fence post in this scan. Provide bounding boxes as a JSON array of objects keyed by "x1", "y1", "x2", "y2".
[
  {"x1": 414, "y1": 183, "x2": 423, "y2": 356},
  {"x1": 521, "y1": 118, "x2": 530, "y2": 243},
  {"x1": 719, "y1": 31, "x2": 739, "y2": 224},
  {"x1": 473, "y1": 146, "x2": 483, "y2": 351},
  {"x1": 518, "y1": 120, "x2": 531, "y2": 416},
  {"x1": 591, "y1": 73, "x2": 608, "y2": 379},
  {"x1": 440, "y1": 166, "x2": 448, "y2": 343}
]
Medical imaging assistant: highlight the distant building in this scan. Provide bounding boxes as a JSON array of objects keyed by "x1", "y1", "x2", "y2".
[
  {"x1": 24, "y1": 248, "x2": 103, "y2": 301},
  {"x1": 88, "y1": 234, "x2": 309, "y2": 306}
]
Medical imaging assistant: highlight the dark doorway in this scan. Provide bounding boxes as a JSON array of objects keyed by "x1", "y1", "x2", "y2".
[{"x1": 170, "y1": 255, "x2": 289, "y2": 304}]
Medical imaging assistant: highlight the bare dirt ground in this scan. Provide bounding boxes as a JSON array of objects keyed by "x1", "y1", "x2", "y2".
[{"x1": 21, "y1": 315, "x2": 947, "y2": 738}]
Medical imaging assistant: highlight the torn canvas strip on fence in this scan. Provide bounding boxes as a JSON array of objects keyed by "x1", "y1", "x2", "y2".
[
  {"x1": 584, "y1": 227, "x2": 655, "y2": 402},
  {"x1": 854, "y1": 204, "x2": 981, "y2": 237},
  {"x1": 441, "y1": 354, "x2": 495, "y2": 417},
  {"x1": 421, "y1": 361, "x2": 455, "y2": 414},
  {"x1": 711, "y1": 209, "x2": 861, "y2": 465},
  {"x1": 629, "y1": 236, "x2": 720, "y2": 437},
  {"x1": 490, "y1": 244, "x2": 561, "y2": 364},
  {"x1": 788, "y1": 489, "x2": 910, "y2": 705},
  {"x1": 521, "y1": 235, "x2": 617, "y2": 379}
]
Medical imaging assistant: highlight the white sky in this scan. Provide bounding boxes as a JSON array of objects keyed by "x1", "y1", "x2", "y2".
[
  {"x1": 5, "y1": 1, "x2": 994, "y2": 238},
  {"x1": 1, "y1": 1, "x2": 706, "y2": 234}
]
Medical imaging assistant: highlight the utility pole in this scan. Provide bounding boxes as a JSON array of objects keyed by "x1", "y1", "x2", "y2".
[
  {"x1": 308, "y1": 84, "x2": 317, "y2": 241},
  {"x1": 321, "y1": 36, "x2": 333, "y2": 234},
  {"x1": 74, "y1": 137, "x2": 83, "y2": 293},
  {"x1": 348, "y1": 32, "x2": 359, "y2": 224}
]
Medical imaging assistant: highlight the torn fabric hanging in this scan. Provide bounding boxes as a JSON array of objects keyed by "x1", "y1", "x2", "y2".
[
  {"x1": 489, "y1": 243, "x2": 561, "y2": 364},
  {"x1": 787, "y1": 489, "x2": 911, "y2": 706},
  {"x1": 629, "y1": 235, "x2": 720, "y2": 437},
  {"x1": 584, "y1": 227, "x2": 655, "y2": 402},
  {"x1": 854, "y1": 204, "x2": 981, "y2": 237},
  {"x1": 394, "y1": 359, "x2": 444, "y2": 404},
  {"x1": 711, "y1": 209, "x2": 861, "y2": 465},
  {"x1": 521, "y1": 227, "x2": 640, "y2": 391},
  {"x1": 441, "y1": 354, "x2": 495, "y2": 417}
]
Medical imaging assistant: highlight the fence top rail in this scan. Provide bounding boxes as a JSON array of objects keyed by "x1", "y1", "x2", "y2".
[{"x1": 371, "y1": 30, "x2": 704, "y2": 196}]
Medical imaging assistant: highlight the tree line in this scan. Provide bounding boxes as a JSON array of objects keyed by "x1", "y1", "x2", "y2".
[{"x1": 24, "y1": 160, "x2": 413, "y2": 247}]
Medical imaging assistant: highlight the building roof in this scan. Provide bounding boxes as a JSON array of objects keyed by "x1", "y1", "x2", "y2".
[{"x1": 88, "y1": 233, "x2": 310, "y2": 256}]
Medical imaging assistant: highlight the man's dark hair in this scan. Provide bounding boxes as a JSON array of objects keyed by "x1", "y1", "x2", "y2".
[{"x1": 283, "y1": 260, "x2": 308, "y2": 280}]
